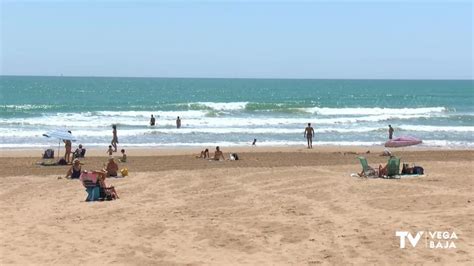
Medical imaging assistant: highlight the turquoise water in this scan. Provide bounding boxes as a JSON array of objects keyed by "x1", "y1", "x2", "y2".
[{"x1": 1, "y1": 76, "x2": 473, "y2": 148}]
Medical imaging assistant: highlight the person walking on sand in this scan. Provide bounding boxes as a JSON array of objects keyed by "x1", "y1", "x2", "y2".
[
  {"x1": 304, "y1": 123, "x2": 315, "y2": 149},
  {"x1": 176, "y1": 116, "x2": 181, "y2": 128},
  {"x1": 150, "y1": 114, "x2": 155, "y2": 126},
  {"x1": 388, "y1": 125, "x2": 394, "y2": 140},
  {"x1": 111, "y1": 125, "x2": 118, "y2": 152}
]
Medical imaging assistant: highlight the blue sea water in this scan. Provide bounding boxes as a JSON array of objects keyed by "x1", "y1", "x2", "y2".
[{"x1": 1, "y1": 76, "x2": 473, "y2": 148}]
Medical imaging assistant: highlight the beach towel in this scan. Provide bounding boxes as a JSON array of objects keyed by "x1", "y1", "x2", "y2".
[{"x1": 37, "y1": 159, "x2": 57, "y2": 166}]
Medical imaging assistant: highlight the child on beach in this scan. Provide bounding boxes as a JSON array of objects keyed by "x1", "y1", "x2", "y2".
[
  {"x1": 119, "y1": 149, "x2": 127, "y2": 162},
  {"x1": 107, "y1": 145, "x2": 113, "y2": 156}
]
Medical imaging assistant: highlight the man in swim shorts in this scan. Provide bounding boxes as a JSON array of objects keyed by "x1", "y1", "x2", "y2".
[
  {"x1": 388, "y1": 125, "x2": 394, "y2": 139},
  {"x1": 304, "y1": 123, "x2": 315, "y2": 149}
]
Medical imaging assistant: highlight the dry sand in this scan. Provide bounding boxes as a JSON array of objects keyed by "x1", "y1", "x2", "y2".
[{"x1": 0, "y1": 146, "x2": 473, "y2": 265}]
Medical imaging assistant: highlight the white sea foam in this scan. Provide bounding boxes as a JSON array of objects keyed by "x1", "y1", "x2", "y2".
[
  {"x1": 2, "y1": 124, "x2": 472, "y2": 140},
  {"x1": 0, "y1": 112, "x2": 451, "y2": 129},
  {"x1": 192, "y1": 102, "x2": 248, "y2": 111},
  {"x1": 399, "y1": 125, "x2": 474, "y2": 132},
  {"x1": 95, "y1": 110, "x2": 208, "y2": 119},
  {"x1": 302, "y1": 107, "x2": 448, "y2": 115}
]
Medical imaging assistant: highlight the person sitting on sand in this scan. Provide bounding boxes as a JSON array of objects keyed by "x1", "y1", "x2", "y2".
[
  {"x1": 92, "y1": 170, "x2": 119, "y2": 199},
  {"x1": 119, "y1": 149, "x2": 127, "y2": 162},
  {"x1": 105, "y1": 158, "x2": 119, "y2": 177},
  {"x1": 73, "y1": 144, "x2": 86, "y2": 159},
  {"x1": 378, "y1": 156, "x2": 397, "y2": 177},
  {"x1": 65, "y1": 159, "x2": 82, "y2": 179},
  {"x1": 196, "y1": 148, "x2": 209, "y2": 159},
  {"x1": 212, "y1": 146, "x2": 225, "y2": 161},
  {"x1": 381, "y1": 148, "x2": 392, "y2": 156}
]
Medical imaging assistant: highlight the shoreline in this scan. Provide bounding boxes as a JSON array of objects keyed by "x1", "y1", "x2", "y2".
[{"x1": 1, "y1": 144, "x2": 472, "y2": 158}]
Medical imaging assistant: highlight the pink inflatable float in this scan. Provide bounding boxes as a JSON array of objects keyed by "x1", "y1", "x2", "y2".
[{"x1": 385, "y1": 136, "x2": 422, "y2": 147}]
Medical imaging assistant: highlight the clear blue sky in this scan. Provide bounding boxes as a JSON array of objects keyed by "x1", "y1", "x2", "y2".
[{"x1": 1, "y1": 1, "x2": 472, "y2": 79}]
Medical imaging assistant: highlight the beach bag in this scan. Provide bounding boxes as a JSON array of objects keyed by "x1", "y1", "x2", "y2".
[
  {"x1": 57, "y1": 158, "x2": 68, "y2": 165},
  {"x1": 231, "y1": 153, "x2": 239, "y2": 160},
  {"x1": 120, "y1": 168, "x2": 128, "y2": 177},
  {"x1": 413, "y1": 166, "x2": 424, "y2": 175},
  {"x1": 43, "y1": 149, "x2": 54, "y2": 159}
]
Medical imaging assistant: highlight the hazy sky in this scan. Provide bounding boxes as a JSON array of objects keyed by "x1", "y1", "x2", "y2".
[{"x1": 1, "y1": 1, "x2": 472, "y2": 79}]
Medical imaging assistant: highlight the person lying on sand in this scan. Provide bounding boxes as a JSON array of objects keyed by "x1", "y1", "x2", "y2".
[{"x1": 211, "y1": 146, "x2": 225, "y2": 161}]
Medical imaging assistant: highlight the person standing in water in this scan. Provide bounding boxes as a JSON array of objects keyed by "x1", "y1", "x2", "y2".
[
  {"x1": 176, "y1": 116, "x2": 181, "y2": 128},
  {"x1": 111, "y1": 124, "x2": 118, "y2": 152},
  {"x1": 150, "y1": 114, "x2": 155, "y2": 126},
  {"x1": 304, "y1": 123, "x2": 315, "y2": 149},
  {"x1": 388, "y1": 125, "x2": 394, "y2": 140}
]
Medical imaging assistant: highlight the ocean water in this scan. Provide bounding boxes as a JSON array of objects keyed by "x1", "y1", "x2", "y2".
[{"x1": 1, "y1": 76, "x2": 473, "y2": 149}]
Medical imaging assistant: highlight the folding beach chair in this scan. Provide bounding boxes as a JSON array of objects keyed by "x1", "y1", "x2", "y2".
[
  {"x1": 80, "y1": 172, "x2": 100, "y2": 201},
  {"x1": 357, "y1": 157, "x2": 377, "y2": 177},
  {"x1": 386, "y1": 156, "x2": 401, "y2": 178}
]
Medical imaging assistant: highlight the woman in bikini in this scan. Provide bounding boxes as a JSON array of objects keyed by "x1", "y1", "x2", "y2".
[{"x1": 65, "y1": 159, "x2": 82, "y2": 179}]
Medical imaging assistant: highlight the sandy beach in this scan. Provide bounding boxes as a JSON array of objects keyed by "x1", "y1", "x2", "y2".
[{"x1": 0, "y1": 146, "x2": 472, "y2": 265}]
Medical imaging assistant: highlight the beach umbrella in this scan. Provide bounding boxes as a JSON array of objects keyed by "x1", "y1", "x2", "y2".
[{"x1": 43, "y1": 130, "x2": 77, "y2": 159}]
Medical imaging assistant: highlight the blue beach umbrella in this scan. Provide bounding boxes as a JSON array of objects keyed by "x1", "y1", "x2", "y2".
[{"x1": 43, "y1": 130, "x2": 77, "y2": 159}]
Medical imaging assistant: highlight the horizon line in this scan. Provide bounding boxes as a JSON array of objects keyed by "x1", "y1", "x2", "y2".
[{"x1": 0, "y1": 74, "x2": 472, "y2": 81}]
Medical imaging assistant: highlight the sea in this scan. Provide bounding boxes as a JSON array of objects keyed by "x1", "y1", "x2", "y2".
[{"x1": 1, "y1": 76, "x2": 473, "y2": 149}]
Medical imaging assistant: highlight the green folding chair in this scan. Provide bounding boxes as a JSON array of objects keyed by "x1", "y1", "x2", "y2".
[
  {"x1": 357, "y1": 157, "x2": 376, "y2": 177},
  {"x1": 386, "y1": 156, "x2": 401, "y2": 178},
  {"x1": 358, "y1": 157, "x2": 370, "y2": 172}
]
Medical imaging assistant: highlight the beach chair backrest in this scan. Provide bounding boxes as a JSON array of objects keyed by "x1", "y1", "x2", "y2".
[
  {"x1": 357, "y1": 157, "x2": 370, "y2": 172},
  {"x1": 387, "y1": 157, "x2": 401, "y2": 176},
  {"x1": 80, "y1": 172, "x2": 98, "y2": 188}
]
